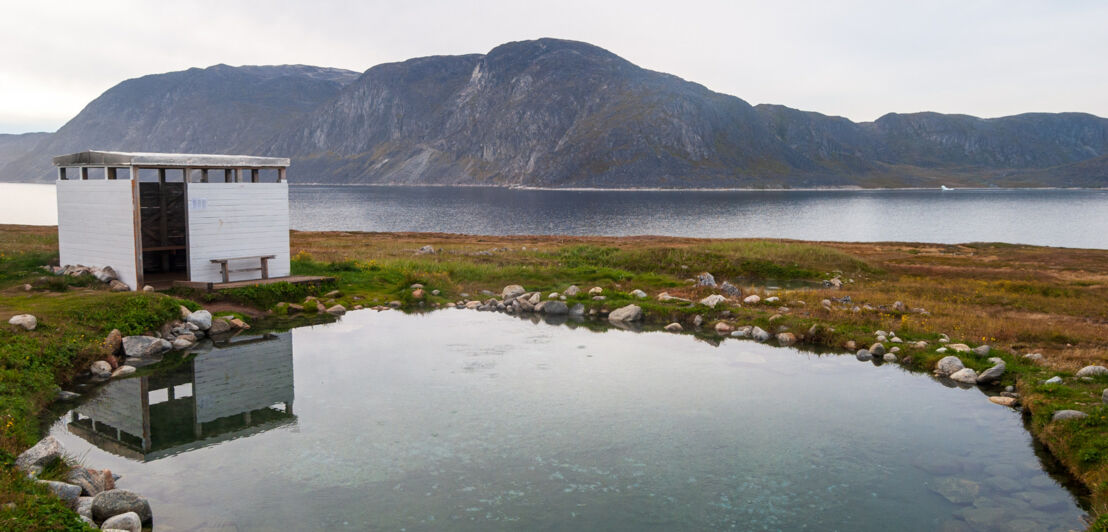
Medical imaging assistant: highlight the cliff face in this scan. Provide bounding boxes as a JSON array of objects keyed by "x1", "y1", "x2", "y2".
[{"x1": 4, "y1": 39, "x2": 1107, "y2": 187}]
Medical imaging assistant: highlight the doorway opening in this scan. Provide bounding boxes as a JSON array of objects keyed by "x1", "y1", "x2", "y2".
[{"x1": 138, "y1": 169, "x2": 188, "y2": 287}]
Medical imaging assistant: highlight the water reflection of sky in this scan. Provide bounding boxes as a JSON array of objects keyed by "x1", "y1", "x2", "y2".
[{"x1": 50, "y1": 310, "x2": 1088, "y2": 531}]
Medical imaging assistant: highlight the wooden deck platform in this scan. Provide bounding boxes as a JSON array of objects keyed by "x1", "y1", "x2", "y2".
[{"x1": 172, "y1": 275, "x2": 333, "y2": 292}]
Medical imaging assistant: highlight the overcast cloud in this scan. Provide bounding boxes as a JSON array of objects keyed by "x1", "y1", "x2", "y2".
[{"x1": 1, "y1": 0, "x2": 1105, "y2": 134}]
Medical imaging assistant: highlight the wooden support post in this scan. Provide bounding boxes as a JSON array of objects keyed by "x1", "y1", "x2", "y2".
[
  {"x1": 182, "y1": 167, "x2": 191, "y2": 182},
  {"x1": 107, "y1": 167, "x2": 117, "y2": 180},
  {"x1": 260, "y1": 256, "x2": 270, "y2": 279},
  {"x1": 200, "y1": 169, "x2": 208, "y2": 183},
  {"x1": 130, "y1": 166, "x2": 139, "y2": 180},
  {"x1": 251, "y1": 168, "x2": 259, "y2": 183},
  {"x1": 235, "y1": 168, "x2": 243, "y2": 182},
  {"x1": 80, "y1": 167, "x2": 89, "y2": 180},
  {"x1": 158, "y1": 169, "x2": 169, "y2": 272},
  {"x1": 58, "y1": 167, "x2": 66, "y2": 180},
  {"x1": 224, "y1": 169, "x2": 232, "y2": 183},
  {"x1": 278, "y1": 168, "x2": 286, "y2": 182}
]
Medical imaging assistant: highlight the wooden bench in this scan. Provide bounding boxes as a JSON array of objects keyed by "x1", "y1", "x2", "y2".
[{"x1": 210, "y1": 255, "x2": 276, "y2": 283}]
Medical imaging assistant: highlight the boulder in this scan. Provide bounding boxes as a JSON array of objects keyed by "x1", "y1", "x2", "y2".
[
  {"x1": 8, "y1": 314, "x2": 37, "y2": 331},
  {"x1": 883, "y1": 353, "x2": 898, "y2": 362},
  {"x1": 765, "y1": 296, "x2": 780, "y2": 303},
  {"x1": 751, "y1": 326, "x2": 771, "y2": 343},
  {"x1": 77, "y1": 496, "x2": 93, "y2": 518},
  {"x1": 931, "y1": 477, "x2": 979, "y2": 504},
  {"x1": 93, "y1": 266, "x2": 118, "y2": 283},
  {"x1": 1052, "y1": 410, "x2": 1089, "y2": 422},
  {"x1": 714, "y1": 322, "x2": 733, "y2": 334},
  {"x1": 564, "y1": 285, "x2": 580, "y2": 297},
  {"x1": 547, "y1": 292, "x2": 560, "y2": 300},
  {"x1": 39, "y1": 480, "x2": 81, "y2": 509},
  {"x1": 1076, "y1": 365, "x2": 1108, "y2": 378},
  {"x1": 742, "y1": 294, "x2": 761, "y2": 305},
  {"x1": 108, "y1": 280, "x2": 129, "y2": 292},
  {"x1": 664, "y1": 323, "x2": 683, "y2": 332},
  {"x1": 501, "y1": 285, "x2": 525, "y2": 300},
  {"x1": 542, "y1": 301, "x2": 569, "y2": 315},
  {"x1": 656, "y1": 292, "x2": 690, "y2": 303},
  {"x1": 691, "y1": 315, "x2": 703, "y2": 328},
  {"x1": 776, "y1": 332, "x2": 797, "y2": 346},
  {"x1": 141, "y1": 285, "x2": 155, "y2": 292},
  {"x1": 411, "y1": 288, "x2": 425, "y2": 299},
  {"x1": 972, "y1": 345, "x2": 990, "y2": 356},
  {"x1": 102, "y1": 329, "x2": 123, "y2": 356},
  {"x1": 844, "y1": 340, "x2": 856, "y2": 350},
  {"x1": 949, "y1": 368, "x2": 978, "y2": 384},
  {"x1": 936, "y1": 356, "x2": 965, "y2": 377},
  {"x1": 91, "y1": 489, "x2": 152, "y2": 524},
  {"x1": 699, "y1": 294, "x2": 727, "y2": 308},
  {"x1": 90, "y1": 361, "x2": 112, "y2": 379},
  {"x1": 1045, "y1": 376, "x2": 1063, "y2": 384},
  {"x1": 976, "y1": 361, "x2": 1006, "y2": 384},
  {"x1": 719, "y1": 281, "x2": 741, "y2": 297},
  {"x1": 326, "y1": 305, "x2": 347, "y2": 316},
  {"x1": 171, "y1": 337, "x2": 194, "y2": 351},
  {"x1": 730, "y1": 327, "x2": 751, "y2": 338},
  {"x1": 122, "y1": 336, "x2": 171, "y2": 358},
  {"x1": 102, "y1": 513, "x2": 142, "y2": 532},
  {"x1": 15, "y1": 436, "x2": 63, "y2": 472},
  {"x1": 56, "y1": 390, "x2": 80, "y2": 401},
  {"x1": 208, "y1": 319, "x2": 233, "y2": 335},
  {"x1": 695, "y1": 272, "x2": 717, "y2": 287},
  {"x1": 946, "y1": 343, "x2": 972, "y2": 353},
  {"x1": 608, "y1": 304, "x2": 643, "y2": 322},
  {"x1": 869, "y1": 343, "x2": 886, "y2": 356},
  {"x1": 185, "y1": 310, "x2": 212, "y2": 330},
  {"x1": 568, "y1": 304, "x2": 585, "y2": 317},
  {"x1": 856, "y1": 349, "x2": 873, "y2": 361},
  {"x1": 1103, "y1": 388, "x2": 1108, "y2": 404},
  {"x1": 989, "y1": 396, "x2": 1018, "y2": 407},
  {"x1": 588, "y1": 287, "x2": 603, "y2": 296},
  {"x1": 629, "y1": 289, "x2": 647, "y2": 299},
  {"x1": 416, "y1": 245, "x2": 435, "y2": 254},
  {"x1": 66, "y1": 468, "x2": 114, "y2": 496},
  {"x1": 111, "y1": 366, "x2": 136, "y2": 378}
]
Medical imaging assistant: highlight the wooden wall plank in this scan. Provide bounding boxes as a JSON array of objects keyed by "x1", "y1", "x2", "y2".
[
  {"x1": 56, "y1": 180, "x2": 139, "y2": 289},
  {"x1": 185, "y1": 183, "x2": 290, "y2": 283}
]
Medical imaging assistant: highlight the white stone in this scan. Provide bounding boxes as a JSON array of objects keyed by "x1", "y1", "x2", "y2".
[{"x1": 8, "y1": 314, "x2": 37, "y2": 331}]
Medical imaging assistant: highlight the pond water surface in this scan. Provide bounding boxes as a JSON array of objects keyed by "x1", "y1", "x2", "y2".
[{"x1": 49, "y1": 310, "x2": 1087, "y2": 531}]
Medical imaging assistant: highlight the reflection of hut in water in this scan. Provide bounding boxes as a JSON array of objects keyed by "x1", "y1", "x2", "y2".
[{"x1": 67, "y1": 332, "x2": 295, "y2": 461}]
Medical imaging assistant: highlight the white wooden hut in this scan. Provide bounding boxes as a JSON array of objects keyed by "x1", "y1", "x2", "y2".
[{"x1": 53, "y1": 151, "x2": 293, "y2": 290}]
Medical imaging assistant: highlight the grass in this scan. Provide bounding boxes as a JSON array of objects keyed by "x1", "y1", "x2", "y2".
[{"x1": 1, "y1": 225, "x2": 1108, "y2": 528}]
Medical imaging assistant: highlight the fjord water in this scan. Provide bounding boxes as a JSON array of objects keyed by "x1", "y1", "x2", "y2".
[
  {"x1": 51, "y1": 310, "x2": 1086, "y2": 531},
  {"x1": 290, "y1": 186, "x2": 1107, "y2": 248},
  {"x1": 3, "y1": 184, "x2": 1106, "y2": 248}
]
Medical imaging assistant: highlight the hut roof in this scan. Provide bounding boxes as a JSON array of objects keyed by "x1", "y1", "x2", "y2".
[{"x1": 52, "y1": 150, "x2": 290, "y2": 168}]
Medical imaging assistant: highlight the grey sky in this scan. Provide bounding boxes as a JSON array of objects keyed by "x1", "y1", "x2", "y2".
[{"x1": 1, "y1": 0, "x2": 1106, "y2": 134}]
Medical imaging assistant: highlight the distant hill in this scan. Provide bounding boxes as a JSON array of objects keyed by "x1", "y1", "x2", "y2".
[
  {"x1": 1, "y1": 65, "x2": 359, "y2": 181},
  {"x1": 3, "y1": 39, "x2": 1107, "y2": 187}
]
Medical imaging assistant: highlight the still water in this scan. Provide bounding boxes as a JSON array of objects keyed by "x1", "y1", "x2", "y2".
[
  {"x1": 2, "y1": 183, "x2": 1105, "y2": 248},
  {"x1": 50, "y1": 310, "x2": 1086, "y2": 531},
  {"x1": 288, "y1": 186, "x2": 1108, "y2": 248}
]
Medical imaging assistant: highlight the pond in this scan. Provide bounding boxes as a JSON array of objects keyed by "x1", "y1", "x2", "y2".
[{"x1": 49, "y1": 310, "x2": 1088, "y2": 531}]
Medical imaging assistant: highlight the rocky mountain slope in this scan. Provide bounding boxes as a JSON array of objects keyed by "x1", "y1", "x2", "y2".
[
  {"x1": 1, "y1": 65, "x2": 359, "y2": 181},
  {"x1": 4, "y1": 39, "x2": 1106, "y2": 187}
]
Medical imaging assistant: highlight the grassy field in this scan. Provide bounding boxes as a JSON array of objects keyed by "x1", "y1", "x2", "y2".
[{"x1": 1, "y1": 225, "x2": 1107, "y2": 529}]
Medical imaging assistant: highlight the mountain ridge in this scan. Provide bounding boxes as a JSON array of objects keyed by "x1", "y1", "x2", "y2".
[{"x1": 3, "y1": 38, "x2": 1106, "y2": 187}]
